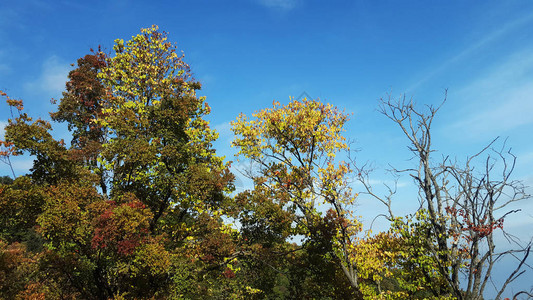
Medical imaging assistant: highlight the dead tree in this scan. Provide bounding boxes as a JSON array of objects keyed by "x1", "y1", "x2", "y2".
[{"x1": 357, "y1": 92, "x2": 531, "y2": 299}]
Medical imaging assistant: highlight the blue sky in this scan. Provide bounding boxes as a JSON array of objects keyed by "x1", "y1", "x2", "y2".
[{"x1": 1, "y1": 0, "x2": 533, "y2": 295}]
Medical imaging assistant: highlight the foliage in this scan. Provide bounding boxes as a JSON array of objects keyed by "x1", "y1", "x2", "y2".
[
  {"x1": 0, "y1": 26, "x2": 243, "y2": 299},
  {"x1": 0, "y1": 176, "x2": 45, "y2": 246},
  {"x1": 355, "y1": 210, "x2": 453, "y2": 299},
  {"x1": 0, "y1": 26, "x2": 529, "y2": 300},
  {"x1": 357, "y1": 95, "x2": 531, "y2": 300},
  {"x1": 231, "y1": 98, "x2": 363, "y2": 297},
  {"x1": 0, "y1": 240, "x2": 39, "y2": 299}
]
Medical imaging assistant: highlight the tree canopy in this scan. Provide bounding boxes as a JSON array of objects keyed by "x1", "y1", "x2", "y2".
[{"x1": 0, "y1": 26, "x2": 530, "y2": 300}]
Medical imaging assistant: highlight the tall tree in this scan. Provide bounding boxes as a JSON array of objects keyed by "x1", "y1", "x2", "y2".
[
  {"x1": 231, "y1": 98, "x2": 363, "y2": 297},
  {"x1": 0, "y1": 26, "x2": 241, "y2": 299},
  {"x1": 357, "y1": 94, "x2": 531, "y2": 299},
  {"x1": 50, "y1": 48, "x2": 109, "y2": 193},
  {"x1": 53, "y1": 25, "x2": 234, "y2": 233}
]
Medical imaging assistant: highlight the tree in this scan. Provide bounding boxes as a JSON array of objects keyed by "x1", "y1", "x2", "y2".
[
  {"x1": 53, "y1": 25, "x2": 233, "y2": 229},
  {"x1": 357, "y1": 94, "x2": 531, "y2": 299},
  {"x1": 231, "y1": 97, "x2": 363, "y2": 297},
  {"x1": 0, "y1": 26, "x2": 242, "y2": 299},
  {"x1": 0, "y1": 240, "x2": 40, "y2": 299},
  {"x1": 0, "y1": 176, "x2": 45, "y2": 245},
  {"x1": 0, "y1": 176, "x2": 13, "y2": 185},
  {"x1": 354, "y1": 210, "x2": 451, "y2": 299},
  {"x1": 50, "y1": 47, "x2": 109, "y2": 193}
]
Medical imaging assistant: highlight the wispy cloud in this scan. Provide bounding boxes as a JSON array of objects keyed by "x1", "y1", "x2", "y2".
[
  {"x1": 0, "y1": 48, "x2": 11, "y2": 75},
  {"x1": 12, "y1": 157, "x2": 34, "y2": 175},
  {"x1": 256, "y1": 0, "x2": 301, "y2": 12},
  {"x1": 408, "y1": 11, "x2": 533, "y2": 92},
  {"x1": 214, "y1": 121, "x2": 233, "y2": 139},
  {"x1": 366, "y1": 179, "x2": 409, "y2": 189},
  {"x1": 0, "y1": 6, "x2": 20, "y2": 29},
  {"x1": 0, "y1": 156, "x2": 34, "y2": 178},
  {"x1": 230, "y1": 160, "x2": 257, "y2": 193},
  {"x1": 518, "y1": 151, "x2": 533, "y2": 165},
  {"x1": 449, "y1": 49, "x2": 533, "y2": 136},
  {"x1": 0, "y1": 120, "x2": 7, "y2": 139},
  {"x1": 0, "y1": 63, "x2": 9, "y2": 74},
  {"x1": 25, "y1": 55, "x2": 70, "y2": 96},
  {"x1": 199, "y1": 74, "x2": 216, "y2": 86}
]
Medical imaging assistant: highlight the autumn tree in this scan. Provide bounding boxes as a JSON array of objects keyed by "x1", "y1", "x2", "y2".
[
  {"x1": 231, "y1": 98, "x2": 363, "y2": 297},
  {"x1": 357, "y1": 94, "x2": 531, "y2": 299},
  {"x1": 51, "y1": 26, "x2": 233, "y2": 228},
  {"x1": 354, "y1": 210, "x2": 451, "y2": 299},
  {"x1": 50, "y1": 48, "x2": 109, "y2": 193},
  {"x1": 0, "y1": 26, "x2": 245, "y2": 299}
]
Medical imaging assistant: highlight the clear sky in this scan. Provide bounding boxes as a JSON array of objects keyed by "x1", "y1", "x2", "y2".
[{"x1": 1, "y1": 0, "x2": 533, "y2": 296}]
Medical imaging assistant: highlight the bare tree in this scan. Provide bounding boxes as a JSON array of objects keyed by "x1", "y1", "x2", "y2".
[{"x1": 357, "y1": 93, "x2": 532, "y2": 299}]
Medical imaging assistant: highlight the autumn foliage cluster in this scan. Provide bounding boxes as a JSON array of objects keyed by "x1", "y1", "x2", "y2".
[{"x1": 0, "y1": 26, "x2": 529, "y2": 299}]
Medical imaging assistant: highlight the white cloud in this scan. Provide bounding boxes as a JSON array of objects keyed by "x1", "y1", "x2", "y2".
[
  {"x1": 257, "y1": 0, "x2": 301, "y2": 11},
  {"x1": 0, "y1": 122, "x2": 34, "y2": 177},
  {"x1": 0, "y1": 156, "x2": 34, "y2": 178},
  {"x1": 199, "y1": 74, "x2": 216, "y2": 86},
  {"x1": 25, "y1": 55, "x2": 70, "y2": 96},
  {"x1": 449, "y1": 50, "x2": 533, "y2": 136},
  {"x1": 518, "y1": 151, "x2": 533, "y2": 165},
  {"x1": 214, "y1": 121, "x2": 233, "y2": 139},
  {"x1": 212, "y1": 121, "x2": 236, "y2": 161},
  {"x1": 12, "y1": 157, "x2": 34, "y2": 172},
  {"x1": 0, "y1": 120, "x2": 7, "y2": 139},
  {"x1": 230, "y1": 160, "x2": 256, "y2": 192},
  {"x1": 366, "y1": 178, "x2": 408, "y2": 188}
]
